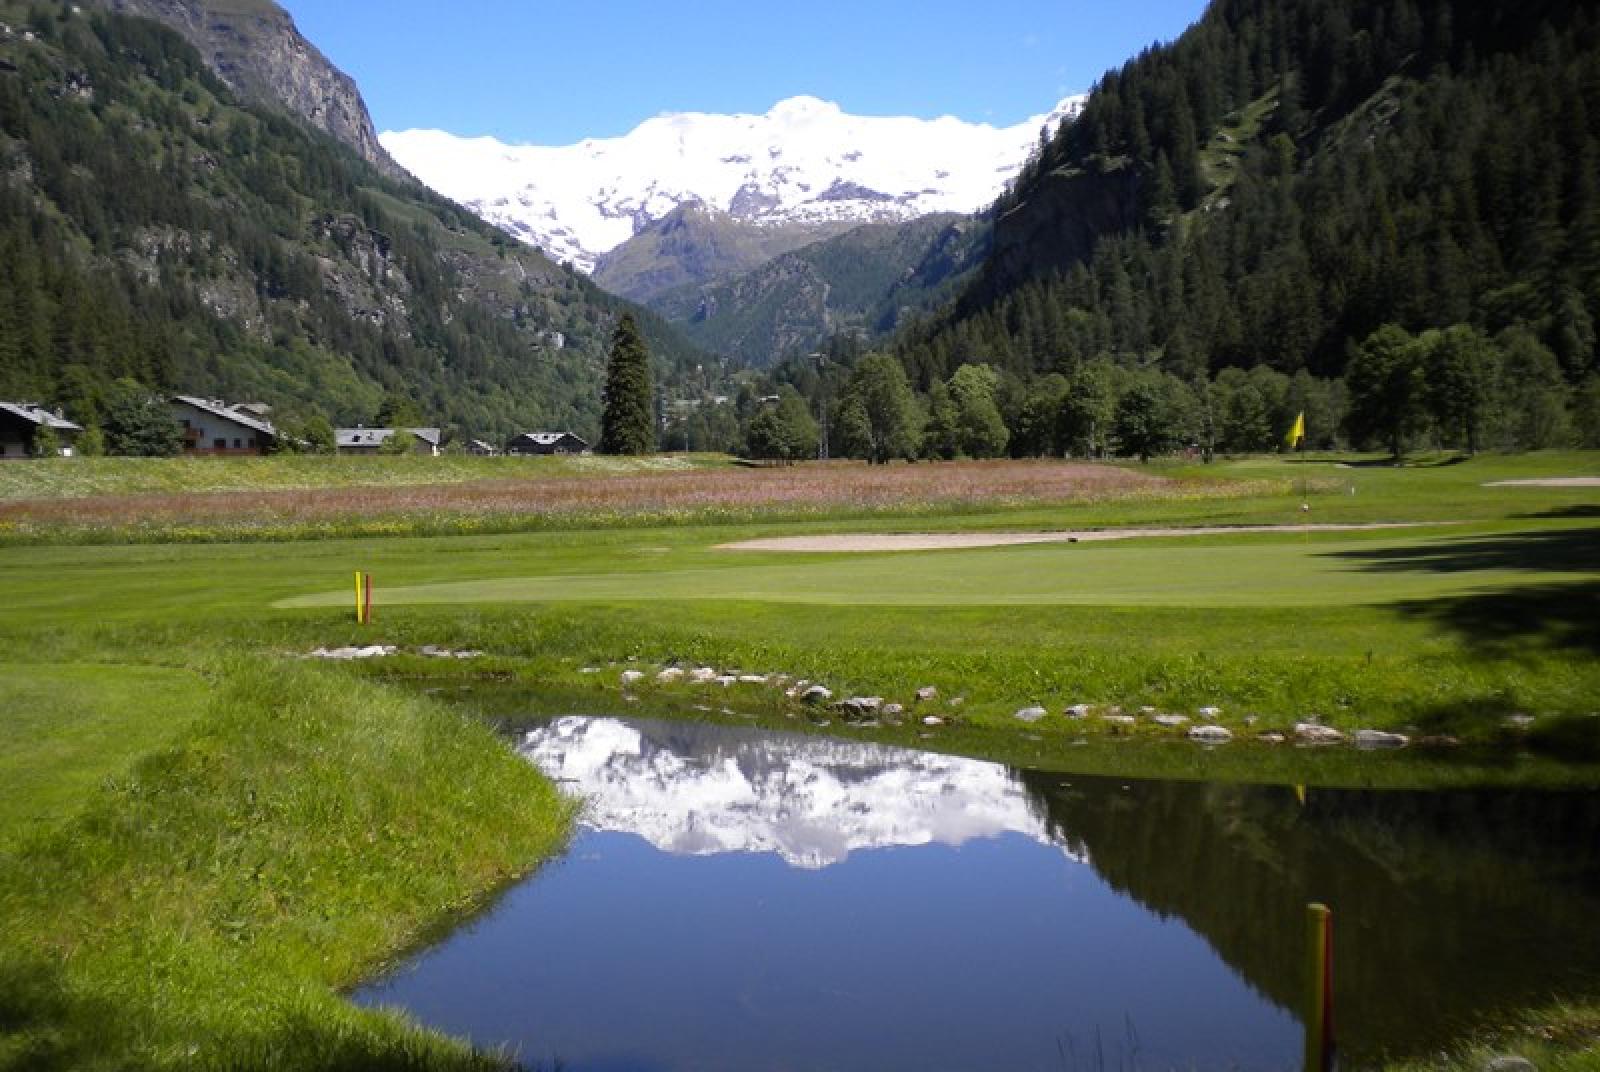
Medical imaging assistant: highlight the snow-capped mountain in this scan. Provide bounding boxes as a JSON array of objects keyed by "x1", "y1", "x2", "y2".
[
  {"x1": 520, "y1": 716, "x2": 1085, "y2": 871},
  {"x1": 382, "y1": 94, "x2": 1086, "y2": 275}
]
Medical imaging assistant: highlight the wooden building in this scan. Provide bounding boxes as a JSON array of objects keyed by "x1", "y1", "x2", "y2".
[
  {"x1": 170, "y1": 396, "x2": 278, "y2": 456},
  {"x1": 506, "y1": 431, "x2": 590, "y2": 456},
  {"x1": 335, "y1": 427, "x2": 442, "y2": 456},
  {"x1": 0, "y1": 402, "x2": 82, "y2": 459}
]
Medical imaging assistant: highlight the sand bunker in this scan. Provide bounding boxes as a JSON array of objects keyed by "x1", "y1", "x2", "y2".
[
  {"x1": 1483, "y1": 477, "x2": 1600, "y2": 488},
  {"x1": 719, "y1": 522, "x2": 1442, "y2": 553}
]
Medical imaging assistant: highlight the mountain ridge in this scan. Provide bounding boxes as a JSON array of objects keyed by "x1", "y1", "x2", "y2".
[
  {"x1": 0, "y1": 3, "x2": 715, "y2": 445},
  {"x1": 649, "y1": 213, "x2": 989, "y2": 367},
  {"x1": 87, "y1": 0, "x2": 406, "y2": 179},
  {"x1": 383, "y1": 94, "x2": 1086, "y2": 275}
]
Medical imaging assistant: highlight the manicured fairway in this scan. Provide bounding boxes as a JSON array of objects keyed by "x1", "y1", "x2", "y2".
[
  {"x1": 0, "y1": 451, "x2": 1596, "y2": 1072},
  {"x1": 274, "y1": 521, "x2": 1590, "y2": 610},
  {"x1": 0, "y1": 664, "x2": 209, "y2": 845}
]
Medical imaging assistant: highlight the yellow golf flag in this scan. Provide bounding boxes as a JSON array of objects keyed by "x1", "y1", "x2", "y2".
[{"x1": 1285, "y1": 411, "x2": 1306, "y2": 449}]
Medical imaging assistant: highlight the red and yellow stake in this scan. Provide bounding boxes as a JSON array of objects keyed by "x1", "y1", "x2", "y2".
[
  {"x1": 1304, "y1": 902, "x2": 1336, "y2": 1072},
  {"x1": 354, "y1": 571, "x2": 373, "y2": 624}
]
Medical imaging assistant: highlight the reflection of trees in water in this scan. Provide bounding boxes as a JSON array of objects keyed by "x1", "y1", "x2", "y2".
[{"x1": 1018, "y1": 772, "x2": 1600, "y2": 1060}]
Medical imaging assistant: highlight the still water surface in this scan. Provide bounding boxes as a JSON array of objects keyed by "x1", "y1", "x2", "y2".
[{"x1": 355, "y1": 717, "x2": 1600, "y2": 1071}]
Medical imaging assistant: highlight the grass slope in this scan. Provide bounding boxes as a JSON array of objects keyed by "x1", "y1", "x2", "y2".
[
  {"x1": 0, "y1": 664, "x2": 209, "y2": 847},
  {"x1": 0, "y1": 659, "x2": 572, "y2": 1071},
  {"x1": 1, "y1": 450, "x2": 1597, "y2": 1068}
]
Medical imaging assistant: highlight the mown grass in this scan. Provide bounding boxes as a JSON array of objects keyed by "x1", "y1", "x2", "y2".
[
  {"x1": 0, "y1": 664, "x2": 211, "y2": 848},
  {"x1": 1, "y1": 453, "x2": 1596, "y2": 743},
  {"x1": 0, "y1": 658, "x2": 573, "y2": 1071},
  {"x1": 1, "y1": 450, "x2": 1597, "y2": 1068}
]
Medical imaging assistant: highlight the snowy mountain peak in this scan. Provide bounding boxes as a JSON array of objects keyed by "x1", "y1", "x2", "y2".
[
  {"x1": 381, "y1": 94, "x2": 1086, "y2": 274},
  {"x1": 519, "y1": 716, "x2": 1085, "y2": 870}
]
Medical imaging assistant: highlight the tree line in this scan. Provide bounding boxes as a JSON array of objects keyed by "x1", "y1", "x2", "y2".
[
  {"x1": 679, "y1": 310, "x2": 1599, "y2": 464},
  {"x1": 822, "y1": 0, "x2": 1600, "y2": 459}
]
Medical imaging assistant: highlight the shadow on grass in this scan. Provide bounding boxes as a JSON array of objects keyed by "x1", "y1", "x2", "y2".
[
  {"x1": 1333, "y1": 453, "x2": 1470, "y2": 468},
  {"x1": 1323, "y1": 526, "x2": 1600, "y2": 574},
  {"x1": 1325, "y1": 527, "x2": 1600, "y2": 656},
  {"x1": 1390, "y1": 581, "x2": 1600, "y2": 656},
  {"x1": 1517, "y1": 504, "x2": 1600, "y2": 520},
  {"x1": 0, "y1": 953, "x2": 109, "y2": 1072}
]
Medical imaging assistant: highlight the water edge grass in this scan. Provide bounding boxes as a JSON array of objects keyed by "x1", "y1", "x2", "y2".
[
  {"x1": 0, "y1": 658, "x2": 574, "y2": 1071},
  {"x1": 1, "y1": 451, "x2": 1597, "y2": 1066}
]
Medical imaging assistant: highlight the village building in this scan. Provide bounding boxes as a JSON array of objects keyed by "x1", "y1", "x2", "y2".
[
  {"x1": 505, "y1": 431, "x2": 590, "y2": 456},
  {"x1": 170, "y1": 396, "x2": 278, "y2": 456},
  {"x1": 0, "y1": 402, "x2": 82, "y2": 458},
  {"x1": 335, "y1": 427, "x2": 442, "y2": 456},
  {"x1": 465, "y1": 438, "x2": 500, "y2": 456}
]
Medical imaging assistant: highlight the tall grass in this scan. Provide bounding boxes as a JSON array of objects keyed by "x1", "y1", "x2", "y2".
[
  {"x1": 0, "y1": 459, "x2": 1258, "y2": 545},
  {"x1": 0, "y1": 658, "x2": 574, "y2": 1070},
  {"x1": 0, "y1": 453, "x2": 715, "y2": 503}
]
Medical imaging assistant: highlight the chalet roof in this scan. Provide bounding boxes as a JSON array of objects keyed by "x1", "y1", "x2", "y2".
[
  {"x1": 0, "y1": 402, "x2": 82, "y2": 432},
  {"x1": 511, "y1": 431, "x2": 588, "y2": 446},
  {"x1": 171, "y1": 396, "x2": 276, "y2": 437},
  {"x1": 335, "y1": 427, "x2": 442, "y2": 448}
]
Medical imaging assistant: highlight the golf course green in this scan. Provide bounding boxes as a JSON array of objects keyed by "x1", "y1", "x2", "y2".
[{"x1": 1, "y1": 450, "x2": 1597, "y2": 1070}]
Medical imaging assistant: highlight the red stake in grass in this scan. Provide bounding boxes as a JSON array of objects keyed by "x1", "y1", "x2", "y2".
[{"x1": 364, "y1": 572, "x2": 373, "y2": 625}]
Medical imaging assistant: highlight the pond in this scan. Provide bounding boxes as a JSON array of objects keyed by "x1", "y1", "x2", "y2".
[{"x1": 354, "y1": 716, "x2": 1600, "y2": 1071}]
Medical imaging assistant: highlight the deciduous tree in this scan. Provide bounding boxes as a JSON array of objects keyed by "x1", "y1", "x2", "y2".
[
  {"x1": 1344, "y1": 325, "x2": 1426, "y2": 458},
  {"x1": 101, "y1": 379, "x2": 181, "y2": 457},
  {"x1": 838, "y1": 354, "x2": 920, "y2": 464}
]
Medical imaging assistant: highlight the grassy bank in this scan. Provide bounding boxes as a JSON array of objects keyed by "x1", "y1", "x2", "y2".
[
  {"x1": 0, "y1": 659, "x2": 573, "y2": 1071},
  {"x1": 2, "y1": 453, "x2": 1597, "y2": 749},
  {"x1": 1, "y1": 450, "x2": 1597, "y2": 1067},
  {"x1": 1387, "y1": 1003, "x2": 1600, "y2": 1072}
]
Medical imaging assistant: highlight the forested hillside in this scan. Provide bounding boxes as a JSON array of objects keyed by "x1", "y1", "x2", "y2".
[
  {"x1": 760, "y1": 0, "x2": 1600, "y2": 462},
  {"x1": 649, "y1": 213, "x2": 988, "y2": 368},
  {"x1": 0, "y1": 3, "x2": 714, "y2": 444}
]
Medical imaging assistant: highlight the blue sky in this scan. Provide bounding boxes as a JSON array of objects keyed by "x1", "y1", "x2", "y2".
[{"x1": 280, "y1": 1, "x2": 1211, "y2": 145}]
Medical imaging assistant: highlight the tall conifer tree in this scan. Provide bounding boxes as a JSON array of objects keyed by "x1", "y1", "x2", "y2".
[{"x1": 600, "y1": 313, "x2": 655, "y2": 455}]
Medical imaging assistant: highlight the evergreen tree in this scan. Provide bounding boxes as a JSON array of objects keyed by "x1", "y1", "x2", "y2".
[{"x1": 600, "y1": 313, "x2": 655, "y2": 455}]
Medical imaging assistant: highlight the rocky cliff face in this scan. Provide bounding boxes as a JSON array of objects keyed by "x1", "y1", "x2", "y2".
[
  {"x1": 648, "y1": 213, "x2": 988, "y2": 367},
  {"x1": 592, "y1": 202, "x2": 858, "y2": 304},
  {"x1": 90, "y1": 0, "x2": 405, "y2": 179}
]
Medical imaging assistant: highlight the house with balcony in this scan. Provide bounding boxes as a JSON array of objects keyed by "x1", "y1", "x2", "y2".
[{"x1": 170, "y1": 396, "x2": 278, "y2": 455}]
